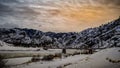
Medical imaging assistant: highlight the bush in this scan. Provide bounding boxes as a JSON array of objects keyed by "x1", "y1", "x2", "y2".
[
  {"x1": 42, "y1": 55, "x2": 54, "y2": 61},
  {"x1": 43, "y1": 47, "x2": 48, "y2": 50},
  {"x1": 81, "y1": 49, "x2": 93, "y2": 54},
  {"x1": 106, "y1": 57, "x2": 120, "y2": 63},
  {"x1": 54, "y1": 53, "x2": 62, "y2": 58},
  {"x1": 0, "y1": 55, "x2": 7, "y2": 68},
  {"x1": 36, "y1": 49, "x2": 41, "y2": 51},
  {"x1": 31, "y1": 55, "x2": 41, "y2": 62}
]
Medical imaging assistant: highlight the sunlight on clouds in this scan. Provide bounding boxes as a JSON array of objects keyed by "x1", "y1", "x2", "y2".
[
  {"x1": 30, "y1": 0, "x2": 120, "y2": 32},
  {"x1": 0, "y1": 0, "x2": 120, "y2": 32},
  {"x1": 14, "y1": 0, "x2": 120, "y2": 32},
  {"x1": 43, "y1": 4, "x2": 119, "y2": 32},
  {"x1": 59, "y1": 6, "x2": 120, "y2": 22}
]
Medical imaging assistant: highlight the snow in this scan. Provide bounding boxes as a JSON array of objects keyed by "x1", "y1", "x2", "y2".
[
  {"x1": 21, "y1": 55, "x2": 88, "y2": 68},
  {"x1": 0, "y1": 40, "x2": 8, "y2": 46},
  {"x1": 5, "y1": 57, "x2": 32, "y2": 66},
  {"x1": 0, "y1": 47, "x2": 62, "y2": 55},
  {"x1": 1, "y1": 40, "x2": 120, "y2": 68},
  {"x1": 65, "y1": 47, "x2": 120, "y2": 68},
  {"x1": 0, "y1": 41, "x2": 89, "y2": 68},
  {"x1": 0, "y1": 40, "x2": 61, "y2": 54},
  {"x1": 0, "y1": 41, "x2": 39, "y2": 51}
]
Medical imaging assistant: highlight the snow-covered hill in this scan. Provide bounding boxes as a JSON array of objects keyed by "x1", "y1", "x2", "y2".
[
  {"x1": 65, "y1": 47, "x2": 120, "y2": 68},
  {"x1": 0, "y1": 18, "x2": 120, "y2": 48}
]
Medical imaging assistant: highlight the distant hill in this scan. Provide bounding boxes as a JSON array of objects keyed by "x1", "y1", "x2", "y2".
[{"x1": 0, "y1": 18, "x2": 120, "y2": 48}]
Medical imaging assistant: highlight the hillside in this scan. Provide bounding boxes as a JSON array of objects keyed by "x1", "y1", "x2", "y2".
[
  {"x1": 0, "y1": 18, "x2": 120, "y2": 48},
  {"x1": 65, "y1": 47, "x2": 120, "y2": 68}
]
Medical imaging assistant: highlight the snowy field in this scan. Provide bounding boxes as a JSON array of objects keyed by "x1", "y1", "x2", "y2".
[
  {"x1": 0, "y1": 46, "x2": 89, "y2": 68},
  {"x1": 0, "y1": 41, "x2": 120, "y2": 68},
  {"x1": 0, "y1": 45, "x2": 82, "y2": 59},
  {"x1": 0, "y1": 41, "x2": 60, "y2": 58},
  {"x1": 65, "y1": 47, "x2": 120, "y2": 68},
  {"x1": 0, "y1": 43, "x2": 89, "y2": 68},
  {"x1": 0, "y1": 41, "x2": 85, "y2": 59},
  {"x1": 2, "y1": 47, "x2": 119, "y2": 68},
  {"x1": 5, "y1": 54, "x2": 88, "y2": 68}
]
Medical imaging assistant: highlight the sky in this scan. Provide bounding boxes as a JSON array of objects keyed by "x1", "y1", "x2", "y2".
[{"x1": 0, "y1": 0, "x2": 120, "y2": 32}]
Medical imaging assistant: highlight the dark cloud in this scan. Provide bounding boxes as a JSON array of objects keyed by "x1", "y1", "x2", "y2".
[
  {"x1": 0, "y1": 3, "x2": 12, "y2": 12},
  {"x1": 0, "y1": 0, "x2": 39, "y2": 16},
  {"x1": 0, "y1": 0, "x2": 19, "y2": 16},
  {"x1": 0, "y1": 3, "x2": 14, "y2": 16},
  {"x1": 94, "y1": 0, "x2": 120, "y2": 6},
  {"x1": 0, "y1": 23, "x2": 19, "y2": 28},
  {"x1": 0, "y1": 0, "x2": 19, "y2": 3}
]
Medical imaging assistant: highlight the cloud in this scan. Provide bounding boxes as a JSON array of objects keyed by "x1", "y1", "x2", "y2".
[
  {"x1": 0, "y1": 0, "x2": 40, "y2": 16},
  {"x1": 0, "y1": 0, "x2": 19, "y2": 3},
  {"x1": 0, "y1": 3, "x2": 12, "y2": 12},
  {"x1": 94, "y1": 0, "x2": 120, "y2": 6},
  {"x1": 0, "y1": 23, "x2": 19, "y2": 28},
  {"x1": 0, "y1": 0, "x2": 119, "y2": 32}
]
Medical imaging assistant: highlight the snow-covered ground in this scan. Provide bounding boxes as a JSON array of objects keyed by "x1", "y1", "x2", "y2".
[
  {"x1": 5, "y1": 57, "x2": 32, "y2": 66},
  {"x1": 0, "y1": 41, "x2": 40, "y2": 51},
  {"x1": 0, "y1": 41, "x2": 88, "y2": 68},
  {"x1": 65, "y1": 47, "x2": 120, "y2": 68},
  {"x1": 6, "y1": 54, "x2": 88, "y2": 68},
  {"x1": 0, "y1": 41, "x2": 61, "y2": 55},
  {"x1": 22, "y1": 55, "x2": 88, "y2": 68},
  {"x1": 1, "y1": 41, "x2": 120, "y2": 68},
  {"x1": 6, "y1": 47, "x2": 120, "y2": 68}
]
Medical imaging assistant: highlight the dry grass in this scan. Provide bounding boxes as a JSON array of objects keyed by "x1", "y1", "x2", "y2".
[
  {"x1": 106, "y1": 57, "x2": 120, "y2": 63},
  {"x1": 0, "y1": 53, "x2": 41, "y2": 59},
  {"x1": 42, "y1": 54, "x2": 54, "y2": 61}
]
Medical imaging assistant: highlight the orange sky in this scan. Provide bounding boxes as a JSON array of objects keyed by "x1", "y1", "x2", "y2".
[{"x1": 39, "y1": 4, "x2": 120, "y2": 32}]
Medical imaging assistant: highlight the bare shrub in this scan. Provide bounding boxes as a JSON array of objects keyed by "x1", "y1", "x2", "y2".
[
  {"x1": 54, "y1": 53, "x2": 62, "y2": 58},
  {"x1": 43, "y1": 47, "x2": 48, "y2": 50},
  {"x1": 0, "y1": 55, "x2": 7, "y2": 68},
  {"x1": 42, "y1": 55, "x2": 54, "y2": 61},
  {"x1": 31, "y1": 55, "x2": 41, "y2": 62},
  {"x1": 106, "y1": 57, "x2": 120, "y2": 63}
]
